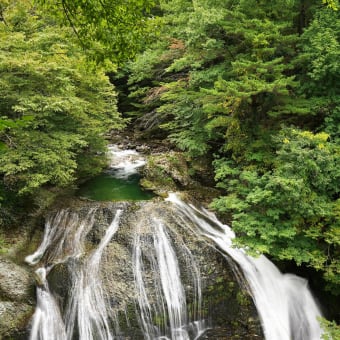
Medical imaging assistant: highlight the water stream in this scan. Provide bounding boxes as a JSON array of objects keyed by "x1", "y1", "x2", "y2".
[
  {"x1": 77, "y1": 145, "x2": 154, "y2": 201},
  {"x1": 25, "y1": 146, "x2": 323, "y2": 340},
  {"x1": 166, "y1": 193, "x2": 323, "y2": 340},
  {"x1": 133, "y1": 217, "x2": 205, "y2": 340}
]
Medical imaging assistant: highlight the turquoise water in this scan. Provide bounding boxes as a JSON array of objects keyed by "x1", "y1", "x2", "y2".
[{"x1": 78, "y1": 173, "x2": 155, "y2": 201}]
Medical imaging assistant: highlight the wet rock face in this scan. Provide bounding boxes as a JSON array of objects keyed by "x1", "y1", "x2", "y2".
[
  {"x1": 6, "y1": 199, "x2": 262, "y2": 339},
  {"x1": 45, "y1": 200, "x2": 263, "y2": 339},
  {"x1": 0, "y1": 301, "x2": 33, "y2": 340},
  {"x1": 140, "y1": 151, "x2": 220, "y2": 204},
  {"x1": 0, "y1": 257, "x2": 33, "y2": 302},
  {"x1": 151, "y1": 202, "x2": 262, "y2": 338}
]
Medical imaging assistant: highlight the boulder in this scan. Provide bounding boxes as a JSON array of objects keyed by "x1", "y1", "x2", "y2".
[
  {"x1": 0, "y1": 257, "x2": 34, "y2": 302},
  {"x1": 0, "y1": 301, "x2": 33, "y2": 339},
  {"x1": 0, "y1": 256, "x2": 35, "y2": 339}
]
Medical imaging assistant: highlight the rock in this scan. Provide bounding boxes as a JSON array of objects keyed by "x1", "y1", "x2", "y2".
[
  {"x1": 0, "y1": 257, "x2": 34, "y2": 302},
  {"x1": 6, "y1": 199, "x2": 262, "y2": 339},
  {"x1": 0, "y1": 302, "x2": 33, "y2": 339},
  {"x1": 104, "y1": 199, "x2": 263, "y2": 338},
  {"x1": 139, "y1": 151, "x2": 220, "y2": 204},
  {"x1": 142, "y1": 151, "x2": 192, "y2": 187},
  {"x1": 0, "y1": 257, "x2": 35, "y2": 338}
]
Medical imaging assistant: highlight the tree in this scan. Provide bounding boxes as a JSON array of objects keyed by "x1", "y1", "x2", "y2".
[
  {"x1": 123, "y1": 0, "x2": 340, "y2": 293},
  {"x1": 295, "y1": 7, "x2": 340, "y2": 142},
  {"x1": 125, "y1": 0, "x2": 301, "y2": 155},
  {"x1": 0, "y1": 0, "x2": 124, "y2": 196},
  {"x1": 211, "y1": 128, "x2": 340, "y2": 291},
  {"x1": 35, "y1": 0, "x2": 157, "y2": 63}
]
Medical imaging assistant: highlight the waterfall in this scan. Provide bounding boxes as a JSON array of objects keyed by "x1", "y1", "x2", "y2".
[
  {"x1": 107, "y1": 144, "x2": 146, "y2": 179},
  {"x1": 27, "y1": 205, "x2": 206, "y2": 340},
  {"x1": 64, "y1": 209, "x2": 122, "y2": 340},
  {"x1": 26, "y1": 195, "x2": 323, "y2": 340},
  {"x1": 133, "y1": 215, "x2": 206, "y2": 340},
  {"x1": 166, "y1": 193, "x2": 323, "y2": 340},
  {"x1": 26, "y1": 208, "x2": 123, "y2": 340},
  {"x1": 26, "y1": 145, "x2": 324, "y2": 340},
  {"x1": 29, "y1": 267, "x2": 67, "y2": 340}
]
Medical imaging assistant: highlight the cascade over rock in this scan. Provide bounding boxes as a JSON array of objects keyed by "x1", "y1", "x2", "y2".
[
  {"x1": 26, "y1": 199, "x2": 262, "y2": 339},
  {"x1": 167, "y1": 194, "x2": 323, "y2": 340},
  {"x1": 1, "y1": 144, "x2": 323, "y2": 339}
]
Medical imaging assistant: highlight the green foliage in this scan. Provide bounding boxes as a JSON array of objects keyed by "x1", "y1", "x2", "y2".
[
  {"x1": 295, "y1": 7, "x2": 340, "y2": 144},
  {"x1": 320, "y1": 318, "x2": 340, "y2": 339},
  {"x1": 35, "y1": 0, "x2": 157, "y2": 63},
  {"x1": 211, "y1": 127, "x2": 340, "y2": 291},
  {"x1": 0, "y1": 1, "x2": 124, "y2": 195},
  {"x1": 160, "y1": 82, "x2": 211, "y2": 156},
  {"x1": 297, "y1": 8, "x2": 339, "y2": 97},
  {"x1": 112, "y1": 0, "x2": 340, "y2": 302},
  {"x1": 322, "y1": 0, "x2": 339, "y2": 10},
  {"x1": 124, "y1": 0, "x2": 302, "y2": 156}
]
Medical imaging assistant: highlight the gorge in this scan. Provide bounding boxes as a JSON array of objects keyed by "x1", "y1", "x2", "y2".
[{"x1": 23, "y1": 146, "x2": 323, "y2": 340}]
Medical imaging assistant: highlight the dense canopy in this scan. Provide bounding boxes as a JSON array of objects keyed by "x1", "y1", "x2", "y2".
[
  {"x1": 0, "y1": 0, "x2": 125, "y2": 214},
  {"x1": 120, "y1": 0, "x2": 340, "y2": 294}
]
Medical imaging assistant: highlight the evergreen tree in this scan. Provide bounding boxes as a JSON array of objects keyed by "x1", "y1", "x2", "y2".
[{"x1": 124, "y1": 0, "x2": 340, "y2": 292}]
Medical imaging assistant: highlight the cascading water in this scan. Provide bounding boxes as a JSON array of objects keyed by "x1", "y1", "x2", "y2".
[
  {"x1": 26, "y1": 145, "x2": 324, "y2": 340},
  {"x1": 107, "y1": 145, "x2": 146, "y2": 179},
  {"x1": 166, "y1": 193, "x2": 323, "y2": 340},
  {"x1": 133, "y1": 217, "x2": 205, "y2": 340},
  {"x1": 29, "y1": 267, "x2": 67, "y2": 340},
  {"x1": 26, "y1": 146, "x2": 207, "y2": 340},
  {"x1": 64, "y1": 209, "x2": 122, "y2": 340},
  {"x1": 26, "y1": 204, "x2": 207, "y2": 340},
  {"x1": 26, "y1": 209, "x2": 98, "y2": 340},
  {"x1": 26, "y1": 208, "x2": 123, "y2": 340}
]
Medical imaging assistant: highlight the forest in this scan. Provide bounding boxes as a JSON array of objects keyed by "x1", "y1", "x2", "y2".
[{"x1": 0, "y1": 0, "x2": 339, "y2": 337}]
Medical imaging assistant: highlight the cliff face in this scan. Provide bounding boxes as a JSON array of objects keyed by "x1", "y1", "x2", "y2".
[
  {"x1": 94, "y1": 200, "x2": 262, "y2": 338},
  {"x1": 0, "y1": 198, "x2": 263, "y2": 339},
  {"x1": 0, "y1": 136, "x2": 264, "y2": 339}
]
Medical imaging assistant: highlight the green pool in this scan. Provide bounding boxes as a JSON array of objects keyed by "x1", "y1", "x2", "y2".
[{"x1": 78, "y1": 173, "x2": 155, "y2": 201}]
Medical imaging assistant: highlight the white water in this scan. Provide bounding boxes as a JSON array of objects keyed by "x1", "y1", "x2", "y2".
[
  {"x1": 25, "y1": 210, "x2": 79, "y2": 265},
  {"x1": 27, "y1": 195, "x2": 324, "y2": 340},
  {"x1": 107, "y1": 144, "x2": 146, "y2": 179},
  {"x1": 26, "y1": 145, "x2": 324, "y2": 340},
  {"x1": 29, "y1": 268, "x2": 67, "y2": 340},
  {"x1": 167, "y1": 193, "x2": 323, "y2": 340},
  {"x1": 26, "y1": 209, "x2": 123, "y2": 340},
  {"x1": 133, "y1": 216, "x2": 206, "y2": 340},
  {"x1": 26, "y1": 210, "x2": 96, "y2": 340},
  {"x1": 25, "y1": 209, "x2": 96, "y2": 266},
  {"x1": 64, "y1": 209, "x2": 122, "y2": 340},
  {"x1": 154, "y1": 221, "x2": 188, "y2": 339}
]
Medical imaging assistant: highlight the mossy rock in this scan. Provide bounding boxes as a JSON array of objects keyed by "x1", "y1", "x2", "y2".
[
  {"x1": 0, "y1": 301, "x2": 33, "y2": 339},
  {"x1": 140, "y1": 151, "x2": 220, "y2": 202},
  {"x1": 0, "y1": 257, "x2": 35, "y2": 302}
]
